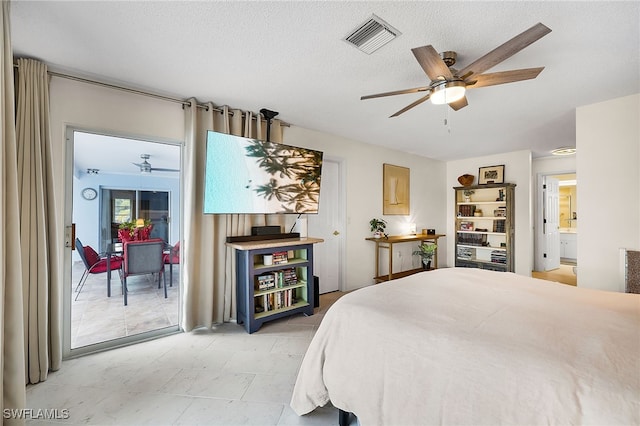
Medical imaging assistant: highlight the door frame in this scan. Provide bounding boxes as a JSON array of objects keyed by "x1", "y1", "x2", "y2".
[
  {"x1": 534, "y1": 169, "x2": 576, "y2": 272},
  {"x1": 63, "y1": 126, "x2": 182, "y2": 359}
]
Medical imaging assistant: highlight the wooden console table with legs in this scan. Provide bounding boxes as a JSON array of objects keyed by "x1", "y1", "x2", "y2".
[{"x1": 365, "y1": 234, "x2": 445, "y2": 283}]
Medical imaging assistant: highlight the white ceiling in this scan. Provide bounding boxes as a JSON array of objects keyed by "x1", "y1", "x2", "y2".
[
  {"x1": 73, "y1": 131, "x2": 180, "y2": 177},
  {"x1": 10, "y1": 1, "x2": 640, "y2": 162}
]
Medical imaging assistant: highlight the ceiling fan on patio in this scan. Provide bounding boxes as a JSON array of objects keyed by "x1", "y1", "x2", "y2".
[
  {"x1": 361, "y1": 22, "x2": 551, "y2": 117},
  {"x1": 132, "y1": 154, "x2": 179, "y2": 173}
]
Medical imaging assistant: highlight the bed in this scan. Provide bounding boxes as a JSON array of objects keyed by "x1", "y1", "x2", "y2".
[{"x1": 290, "y1": 268, "x2": 640, "y2": 425}]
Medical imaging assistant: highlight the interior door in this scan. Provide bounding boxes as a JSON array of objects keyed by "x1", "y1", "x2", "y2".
[
  {"x1": 308, "y1": 159, "x2": 344, "y2": 293},
  {"x1": 543, "y1": 176, "x2": 561, "y2": 271}
]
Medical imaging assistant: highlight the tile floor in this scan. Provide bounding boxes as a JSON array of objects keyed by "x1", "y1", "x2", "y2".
[
  {"x1": 72, "y1": 261, "x2": 180, "y2": 348},
  {"x1": 28, "y1": 292, "x2": 348, "y2": 425}
]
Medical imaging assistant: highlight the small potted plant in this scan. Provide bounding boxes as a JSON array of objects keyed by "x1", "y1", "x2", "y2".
[
  {"x1": 118, "y1": 221, "x2": 135, "y2": 242},
  {"x1": 463, "y1": 189, "x2": 475, "y2": 202},
  {"x1": 413, "y1": 243, "x2": 437, "y2": 270},
  {"x1": 369, "y1": 218, "x2": 387, "y2": 238},
  {"x1": 118, "y1": 219, "x2": 153, "y2": 241}
]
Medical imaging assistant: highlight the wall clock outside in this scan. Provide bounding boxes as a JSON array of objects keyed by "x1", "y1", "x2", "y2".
[{"x1": 81, "y1": 187, "x2": 97, "y2": 200}]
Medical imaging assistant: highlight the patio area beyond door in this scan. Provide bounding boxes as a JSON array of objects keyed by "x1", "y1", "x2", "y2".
[{"x1": 68, "y1": 129, "x2": 181, "y2": 355}]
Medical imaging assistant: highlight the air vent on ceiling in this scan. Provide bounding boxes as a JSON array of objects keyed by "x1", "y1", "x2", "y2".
[{"x1": 344, "y1": 14, "x2": 401, "y2": 54}]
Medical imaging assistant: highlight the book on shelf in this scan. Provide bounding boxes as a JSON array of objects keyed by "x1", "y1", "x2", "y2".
[
  {"x1": 458, "y1": 205, "x2": 476, "y2": 217},
  {"x1": 457, "y1": 246, "x2": 474, "y2": 260},
  {"x1": 457, "y1": 233, "x2": 487, "y2": 246},
  {"x1": 490, "y1": 250, "x2": 507, "y2": 264},
  {"x1": 257, "y1": 288, "x2": 298, "y2": 312},
  {"x1": 256, "y1": 274, "x2": 276, "y2": 291},
  {"x1": 258, "y1": 268, "x2": 298, "y2": 289},
  {"x1": 272, "y1": 251, "x2": 289, "y2": 265}
]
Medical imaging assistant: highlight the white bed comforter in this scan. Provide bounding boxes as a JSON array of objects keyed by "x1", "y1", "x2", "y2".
[{"x1": 291, "y1": 268, "x2": 640, "y2": 425}]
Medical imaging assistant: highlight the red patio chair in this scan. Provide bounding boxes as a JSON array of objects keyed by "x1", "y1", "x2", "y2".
[{"x1": 75, "y1": 238, "x2": 123, "y2": 301}]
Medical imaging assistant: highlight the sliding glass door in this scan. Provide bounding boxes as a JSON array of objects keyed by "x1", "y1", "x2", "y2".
[
  {"x1": 99, "y1": 189, "x2": 170, "y2": 252},
  {"x1": 68, "y1": 128, "x2": 181, "y2": 356}
]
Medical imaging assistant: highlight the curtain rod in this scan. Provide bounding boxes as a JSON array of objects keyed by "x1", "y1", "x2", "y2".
[{"x1": 13, "y1": 62, "x2": 289, "y2": 126}]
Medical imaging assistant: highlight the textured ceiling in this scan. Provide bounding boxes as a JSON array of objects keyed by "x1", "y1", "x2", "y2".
[{"x1": 10, "y1": 1, "x2": 640, "y2": 162}]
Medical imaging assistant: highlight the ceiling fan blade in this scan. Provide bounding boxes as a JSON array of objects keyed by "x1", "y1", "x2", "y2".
[
  {"x1": 132, "y1": 162, "x2": 144, "y2": 167},
  {"x1": 411, "y1": 45, "x2": 453, "y2": 81},
  {"x1": 457, "y1": 23, "x2": 551, "y2": 80},
  {"x1": 151, "y1": 167, "x2": 179, "y2": 172},
  {"x1": 390, "y1": 93, "x2": 432, "y2": 117},
  {"x1": 465, "y1": 67, "x2": 545, "y2": 89},
  {"x1": 448, "y1": 96, "x2": 468, "y2": 111},
  {"x1": 361, "y1": 86, "x2": 429, "y2": 100}
]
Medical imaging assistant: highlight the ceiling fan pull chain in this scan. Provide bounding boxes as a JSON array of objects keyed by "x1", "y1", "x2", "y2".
[{"x1": 444, "y1": 106, "x2": 452, "y2": 134}]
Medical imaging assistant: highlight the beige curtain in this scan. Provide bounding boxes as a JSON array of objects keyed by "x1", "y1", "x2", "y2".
[
  {"x1": 1, "y1": 1, "x2": 26, "y2": 423},
  {"x1": 15, "y1": 57, "x2": 61, "y2": 383},
  {"x1": 182, "y1": 101, "x2": 283, "y2": 330}
]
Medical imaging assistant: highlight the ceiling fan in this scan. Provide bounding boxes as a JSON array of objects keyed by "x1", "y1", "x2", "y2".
[
  {"x1": 133, "y1": 154, "x2": 179, "y2": 173},
  {"x1": 361, "y1": 22, "x2": 551, "y2": 117}
]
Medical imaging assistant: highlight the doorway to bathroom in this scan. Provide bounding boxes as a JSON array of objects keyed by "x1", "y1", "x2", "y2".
[{"x1": 533, "y1": 172, "x2": 577, "y2": 285}]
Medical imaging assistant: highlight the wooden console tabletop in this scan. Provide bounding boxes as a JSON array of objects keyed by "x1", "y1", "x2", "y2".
[{"x1": 365, "y1": 234, "x2": 445, "y2": 283}]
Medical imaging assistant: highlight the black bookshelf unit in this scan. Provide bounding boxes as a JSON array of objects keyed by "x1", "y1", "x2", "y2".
[{"x1": 228, "y1": 238, "x2": 323, "y2": 333}]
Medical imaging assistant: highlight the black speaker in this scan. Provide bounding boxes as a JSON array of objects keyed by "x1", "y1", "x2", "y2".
[
  {"x1": 251, "y1": 226, "x2": 282, "y2": 236},
  {"x1": 313, "y1": 276, "x2": 320, "y2": 308}
]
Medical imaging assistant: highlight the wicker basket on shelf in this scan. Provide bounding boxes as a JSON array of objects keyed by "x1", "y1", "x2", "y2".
[{"x1": 457, "y1": 174, "x2": 474, "y2": 186}]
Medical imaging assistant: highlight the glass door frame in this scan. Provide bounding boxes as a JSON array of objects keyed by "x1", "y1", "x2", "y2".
[{"x1": 64, "y1": 126, "x2": 182, "y2": 359}]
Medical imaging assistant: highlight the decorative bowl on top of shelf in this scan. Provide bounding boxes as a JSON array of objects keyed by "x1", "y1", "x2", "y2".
[{"x1": 457, "y1": 174, "x2": 475, "y2": 186}]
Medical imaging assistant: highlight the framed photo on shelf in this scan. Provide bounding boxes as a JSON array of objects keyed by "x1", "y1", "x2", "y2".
[
  {"x1": 478, "y1": 164, "x2": 505, "y2": 184},
  {"x1": 459, "y1": 221, "x2": 474, "y2": 231}
]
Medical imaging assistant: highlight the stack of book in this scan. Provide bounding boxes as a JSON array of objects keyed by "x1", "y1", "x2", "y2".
[
  {"x1": 493, "y1": 221, "x2": 505, "y2": 233},
  {"x1": 255, "y1": 268, "x2": 298, "y2": 291},
  {"x1": 457, "y1": 247, "x2": 474, "y2": 260},
  {"x1": 256, "y1": 274, "x2": 276, "y2": 291},
  {"x1": 490, "y1": 250, "x2": 507, "y2": 264},
  {"x1": 272, "y1": 251, "x2": 288, "y2": 264}
]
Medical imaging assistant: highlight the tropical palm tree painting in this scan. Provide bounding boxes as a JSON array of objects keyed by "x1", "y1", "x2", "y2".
[{"x1": 204, "y1": 131, "x2": 323, "y2": 214}]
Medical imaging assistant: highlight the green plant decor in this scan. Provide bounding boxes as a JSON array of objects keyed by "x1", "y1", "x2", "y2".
[
  {"x1": 413, "y1": 243, "x2": 437, "y2": 266},
  {"x1": 118, "y1": 219, "x2": 153, "y2": 241},
  {"x1": 369, "y1": 218, "x2": 387, "y2": 233}
]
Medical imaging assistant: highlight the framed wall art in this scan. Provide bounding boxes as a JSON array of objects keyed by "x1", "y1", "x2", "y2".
[
  {"x1": 478, "y1": 164, "x2": 505, "y2": 185},
  {"x1": 383, "y1": 163, "x2": 410, "y2": 215}
]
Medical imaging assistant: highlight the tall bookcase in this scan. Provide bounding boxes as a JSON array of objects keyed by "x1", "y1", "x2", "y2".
[
  {"x1": 454, "y1": 183, "x2": 515, "y2": 272},
  {"x1": 228, "y1": 238, "x2": 322, "y2": 333}
]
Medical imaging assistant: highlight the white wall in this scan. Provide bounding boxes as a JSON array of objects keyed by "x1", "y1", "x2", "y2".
[
  {"x1": 49, "y1": 77, "x2": 447, "y2": 294},
  {"x1": 283, "y1": 126, "x2": 447, "y2": 290},
  {"x1": 576, "y1": 94, "x2": 640, "y2": 292},
  {"x1": 49, "y1": 77, "x2": 185, "y2": 290},
  {"x1": 447, "y1": 150, "x2": 533, "y2": 276}
]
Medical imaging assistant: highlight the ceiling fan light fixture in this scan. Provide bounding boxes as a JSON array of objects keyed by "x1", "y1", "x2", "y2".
[{"x1": 430, "y1": 80, "x2": 466, "y2": 105}]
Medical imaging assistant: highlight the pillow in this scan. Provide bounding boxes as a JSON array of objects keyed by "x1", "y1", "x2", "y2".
[{"x1": 84, "y1": 245, "x2": 101, "y2": 266}]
